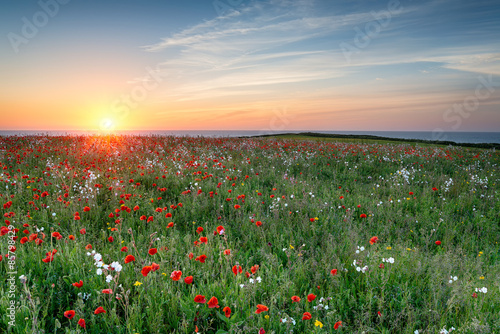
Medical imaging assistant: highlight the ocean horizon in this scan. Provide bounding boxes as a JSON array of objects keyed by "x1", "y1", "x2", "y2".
[{"x1": 0, "y1": 130, "x2": 499, "y2": 144}]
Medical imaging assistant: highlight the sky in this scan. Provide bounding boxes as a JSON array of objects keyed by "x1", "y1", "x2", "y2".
[{"x1": 1, "y1": 0, "x2": 499, "y2": 132}]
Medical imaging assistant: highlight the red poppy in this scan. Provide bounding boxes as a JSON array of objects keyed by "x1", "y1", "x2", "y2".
[
  {"x1": 77, "y1": 318, "x2": 86, "y2": 328},
  {"x1": 102, "y1": 289, "x2": 113, "y2": 294},
  {"x1": 85, "y1": 244, "x2": 92, "y2": 250},
  {"x1": 94, "y1": 307, "x2": 106, "y2": 315},
  {"x1": 199, "y1": 237, "x2": 208, "y2": 244},
  {"x1": 148, "y1": 248, "x2": 158, "y2": 255},
  {"x1": 167, "y1": 222, "x2": 174, "y2": 228},
  {"x1": 432, "y1": 187, "x2": 438, "y2": 191},
  {"x1": 472, "y1": 292, "x2": 477, "y2": 298},
  {"x1": 194, "y1": 295, "x2": 206, "y2": 303},
  {"x1": 184, "y1": 276, "x2": 193, "y2": 284},
  {"x1": 124, "y1": 254, "x2": 135, "y2": 263},
  {"x1": 141, "y1": 266, "x2": 152, "y2": 277},
  {"x1": 360, "y1": 214, "x2": 367, "y2": 218},
  {"x1": 379, "y1": 263, "x2": 385, "y2": 269},
  {"x1": 151, "y1": 262, "x2": 160, "y2": 271},
  {"x1": 334, "y1": 321, "x2": 343, "y2": 330},
  {"x1": 165, "y1": 212, "x2": 172, "y2": 218},
  {"x1": 291, "y1": 296, "x2": 301, "y2": 302},
  {"x1": 108, "y1": 236, "x2": 114, "y2": 243},
  {"x1": 302, "y1": 312, "x2": 312, "y2": 320},
  {"x1": 251, "y1": 265, "x2": 259, "y2": 274},
  {"x1": 222, "y1": 306, "x2": 231, "y2": 318},
  {"x1": 369, "y1": 236, "x2": 379, "y2": 245},
  {"x1": 216, "y1": 225, "x2": 225, "y2": 234},
  {"x1": 83, "y1": 206, "x2": 90, "y2": 212},
  {"x1": 207, "y1": 296, "x2": 219, "y2": 308},
  {"x1": 64, "y1": 310, "x2": 75, "y2": 320},
  {"x1": 196, "y1": 226, "x2": 203, "y2": 234},
  {"x1": 72, "y1": 280, "x2": 83, "y2": 288},
  {"x1": 170, "y1": 270, "x2": 182, "y2": 281},
  {"x1": 232, "y1": 265, "x2": 242, "y2": 275},
  {"x1": 307, "y1": 293, "x2": 316, "y2": 302},
  {"x1": 255, "y1": 304, "x2": 268, "y2": 314},
  {"x1": 189, "y1": 252, "x2": 194, "y2": 260},
  {"x1": 20, "y1": 236, "x2": 28, "y2": 244},
  {"x1": 121, "y1": 246, "x2": 128, "y2": 252},
  {"x1": 234, "y1": 204, "x2": 241, "y2": 209},
  {"x1": 330, "y1": 269, "x2": 338, "y2": 276},
  {"x1": 409, "y1": 192, "x2": 414, "y2": 195},
  {"x1": 435, "y1": 240, "x2": 441, "y2": 245},
  {"x1": 255, "y1": 221, "x2": 262, "y2": 227},
  {"x1": 68, "y1": 235, "x2": 75, "y2": 240},
  {"x1": 223, "y1": 249, "x2": 231, "y2": 255},
  {"x1": 195, "y1": 254, "x2": 207, "y2": 263},
  {"x1": 51, "y1": 232, "x2": 62, "y2": 240},
  {"x1": 259, "y1": 328, "x2": 265, "y2": 334}
]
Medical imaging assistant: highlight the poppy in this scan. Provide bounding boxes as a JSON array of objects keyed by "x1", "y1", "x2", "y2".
[
  {"x1": 94, "y1": 307, "x2": 106, "y2": 315},
  {"x1": 83, "y1": 206, "x2": 90, "y2": 212},
  {"x1": 232, "y1": 265, "x2": 242, "y2": 275},
  {"x1": 148, "y1": 248, "x2": 158, "y2": 255},
  {"x1": 68, "y1": 235, "x2": 75, "y2": 240},
  {"x1": 291, "y1": 296, "x2": 301, "y2": 302},
  {"x1": 435, "y1": 240, "x2": 441, "y2": 245},
  {"x1": 251, "y1": 265, "x2": 259, "y2": 274},
  {"x1": 77, "y1": 318, "x2": 86, "y2": 328},
  {"x1": 207, "y1": 296, "x2": 219, "y2": 308},
  {"x1": 20, "y1": 237, "x2": 28, "y2": 244},
  {"x1": 151, "y1": 262, "x2": 160, "y2": 271},
  {"x1": 124, "y1": 255, "x2": 135, "y2": 263},
  {"x1": 141, "y1": 266, "x2": 152, "y2": 277},
  {"x1": 51, "y1": 232, "x2": 62, "y2": 240},
  {"x1": 330, "y1": 269, "x2": 338, "y2": 276},
  {"x1": 234, "y1": 204, "x2": 241, "y2": 209},
  {"x1": 80, "y1": 228, "x2": 86, "y2": 235},
  {"x1": 369, "y1": 236, "x2": 379, "y2": 245},
  {"x1": 108, "y1": 236, "x2": 114, "y2": 243},
  {"x1": 167, "y1": 222, "x2": 174, "y2": 228},
  {"x1": 307, "y1": 293, "x2": 316, "y2": 302},
  {"x1": 223, "y1": 306, "x2": 231, "y2": 318},
  {"x1": 72, "y1": 280, "x2": 83, "y2": 288},
  {"x1": 255, "y1": 221, "x2": 262, "y2": 227},
  {"x1": 360, "y1": 214, "x2": 367, "y2": 218},
  {"x1": 302, "y1": 312, "x2": 312, "y2": 320},
  {"x1": 102, "y1": 289, "x2": 113, "y2": 294},
  {"x1": 334, "y1": 321, "x2": 343, "y2": 330},
  {"x1": 255, "y1": 304, "x2": 268, "y2": 314},
  {"x1": 216, "y1": 225, "x2": 225, "y2": 234},
  {"x1": 64, "y1": 310, "x2": 75, "y2": 320},
  {"x1": 184, "y1": 276, "x2": 193, "y2": 284},
  {"x1": 170, "y1": 270, "x2": 182, "y2": 281},
  {"x1": 223, "y1": 249, "x2": 231, "y2": 255},
  {"x1": 194, "y1": 295, "x2": 206, "y2": 303},
  {"x1": 196, "y1": 227, "x2": 203, "y2": 234},
  {"x1": 195, "y1": 254, "x2": 207, "y2": 263},
  {"x1": 121, "y1": 246, "x2": 128, "y2": 252}
]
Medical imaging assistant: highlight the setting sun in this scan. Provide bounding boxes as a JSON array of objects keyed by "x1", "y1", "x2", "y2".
[{"x1": 99, "y1": 118, "x2": 115, "y2": 132}]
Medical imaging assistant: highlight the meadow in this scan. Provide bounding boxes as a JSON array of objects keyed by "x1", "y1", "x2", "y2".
[{"x1": 0, "y1": 134, "x2": 499, "y2": 334}]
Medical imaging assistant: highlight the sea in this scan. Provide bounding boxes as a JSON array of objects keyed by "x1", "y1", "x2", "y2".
[{"x1": 0, "y1": 130, "x2": 499, "y2": 144}]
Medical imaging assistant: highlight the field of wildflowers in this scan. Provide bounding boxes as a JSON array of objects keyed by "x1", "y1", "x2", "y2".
[{"x1": 0, "y1": 134, "x2": 499, "y2": 333}]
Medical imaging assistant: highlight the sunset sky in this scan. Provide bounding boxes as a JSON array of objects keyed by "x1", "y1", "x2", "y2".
[{"x1": 1, "y1": 0, "x2": 499, "y2": 132}]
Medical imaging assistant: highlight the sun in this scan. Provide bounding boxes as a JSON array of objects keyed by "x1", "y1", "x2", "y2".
[{"x1": 99, "y1": 118, "x2": 115, "y2": 132}]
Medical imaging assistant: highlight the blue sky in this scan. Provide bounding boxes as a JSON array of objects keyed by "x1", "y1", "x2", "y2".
[{"x1": 1, "y1": 0, "x2": 499, "y2": 131}]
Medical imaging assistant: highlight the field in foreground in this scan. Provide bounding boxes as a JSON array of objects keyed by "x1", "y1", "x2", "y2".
[{"x1": 0, "y1": 134, "x2": 499, "y2": 334}]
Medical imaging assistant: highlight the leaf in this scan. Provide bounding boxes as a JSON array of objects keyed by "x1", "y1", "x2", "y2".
[
  {"x1": 215, "y1": 330, "x2": 229, "y2": 334},
  {"x1": 216, "y1": 310, "x2": 229, "y2": 323}
]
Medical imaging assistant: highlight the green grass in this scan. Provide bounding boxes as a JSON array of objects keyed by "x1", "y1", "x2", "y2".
[{"x1": 0, "y1": 134, "x2": 499, "y2": 333}]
